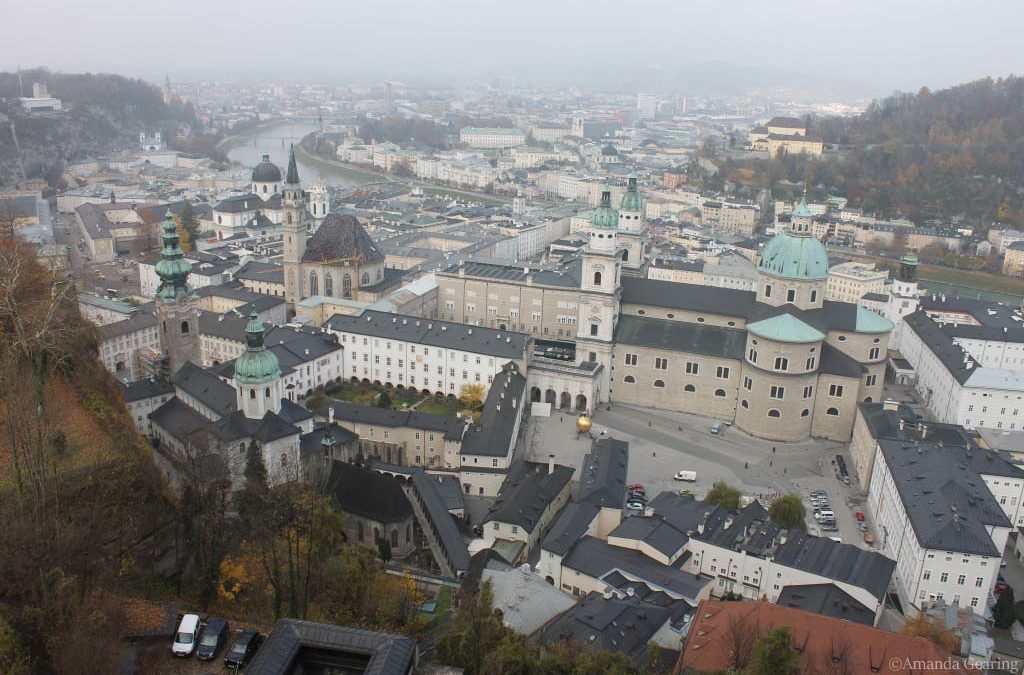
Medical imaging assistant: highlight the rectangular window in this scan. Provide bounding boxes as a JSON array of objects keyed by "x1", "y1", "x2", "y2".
[
  {"x1": 829, "y1": 384, "x2": 844, "y2": 397},
  {"x1": 590, "y1": 324, "x2": 598, "y2": 336},
  {"x1": 743, "y1": 376, "x2": 752, "y2": 391},
  {"x1": 625, "y1": 353, "x2": 638, "y2": 366},
  {"x1": 869, "y1": 347, "x2": 880, "y2": 360},
  {"x1": 717, "y1": 366, "x2": 730, "y2": 379},
  {"x1": 786, "y1": 289, "x2": 796, "y2": 302},
  {"x1": 686, "y1": 362, "x2": 699, "y2": 375},
  {"x1": 764, "y1": 284, "x2": 772, "y2": 298},
  {"x1": 655, "y1": 357, "x2": 668, "y2": 370},
  {"x1": 803, "y1": 385, "x2": 813, "y2": 399},
  {"x1": 957, "y1": 574, "x2": 966, "y2": 585},
  {"x1": 774, "y1": 357, "x2": 788, "y2": 371},
  {"x1": 770, "y1": 386, "x2": 785, "y2": 400},
  {"x1": 939, "y1": 572, "x2": 948, "y2": 583},
  {"x1": 923, "y1": 570, "x2": 931, "y2": 580},
  {"x1": 806, "y1": 357, "x2": 815, "y2": 370},
  {"x1": 748, "y1": 349, "x2": 757, "y2": 363},
  {"x1": 866, "y1": 374, "x2": 877, "y2": 387}
]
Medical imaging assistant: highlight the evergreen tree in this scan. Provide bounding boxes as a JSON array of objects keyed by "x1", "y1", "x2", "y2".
[
  {"x1": 377, "y1": 390, "x2": 392, "y2": 409},
  {"x1": 994, "y1": 587, "x2": 1016, "y2": 629},
  {"x1": 236, "y1": 440, "x2": 269, "y2": 529},
  {"x1": 748, "y1": 627, "x2": 801, "y2": 675},
  {"x1": 180, "y1": 201, "x2": 199, "y2": 241}
]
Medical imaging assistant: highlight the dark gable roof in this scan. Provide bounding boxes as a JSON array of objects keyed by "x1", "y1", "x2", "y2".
[
  {"x1": 620, "y1": 277, "x2": 756, "y2": 318},
  {"x1": 214, "y1": 194, "x2": 261, "y2": 214},
  {"x1": 648, "y1": 492, "x2": 724, "y2": 535},
  {"x1": 324, "y1": 310, "x2": 529, "y2": 360},
  {"x1": 576, "y1": 437, "x2": 629, "y2": 508},
  {"x1": 562, "y1": 536, "x2": 710, "y2": 601},
  {"x1": 173, "y1": 361, "x2": 237, "y2": 418},
  {"x1": 441, "y1": 258, "x2": 584, "y2": 289},
  {"x1": 149, "y1": 398, "x2": 213, "y2": 444},
  {"x1": 878, "y1": 438, "x2": 1021, "y2": 556},
  {"x1": 119, "y1": 378, "x2": 174, "y2": 402},
  {"x1": 857, "y1": 401, "x2": 973, "y2": 447},
  {"x1": 541, "y1": 502, "x2": 601, "y2": 555},
  {"x1": 819, "y1": 343, "x2": 862, "y2": 378},
  {"x1": 608, "y1": 515, "x2": 688, "y2": 558},
  {"x1": 410, "y1": 471, "x2": 470, "y2": 573},
  {"x1": 320, "y1": 461, "x2": 412, "y2": 523},
  {"x1": 245, "y1": 619, "x2": 416, "y2": 675},
  {"x1": 484, "y1": 461, "x2": 574, "y2": 533},
  {"x1": 776, "y1": 584, "x2": 875, "y2": 626},
  {"x1": 303, "y1": 213, "x2": 383, "y2": 264},
  {"x1": 234, "y1": 260, "x2": 284, "y2": 284},
  {"x1": 213, "y1": 410, "x2": 300, "y2": 444},
  {"x1": 328, "y1": 400, "x2": 465, "y2": 439},
  {"x1": 460, "y1": 362, "x2": 527, "y2": 457},
  {"x1": 773, "y1": 532, "x2": 896, "y2": 601},
  {"x1": 903, "y1": 311, "x2": 977, "y2": 384},
  {"x1": 919, "y1": 294, "x2": 1024, "y2": 344},
  {"x1": 767, "y1": 116, "x2": 805, "y2": 128},
  {"x1": 614, "y1": 314, "x2": 746, "y2": 359}
]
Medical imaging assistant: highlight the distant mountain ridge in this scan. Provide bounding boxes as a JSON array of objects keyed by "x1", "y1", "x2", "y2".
[{"x1": 0, "y1": 69, "x2": 196, "y2": 188}]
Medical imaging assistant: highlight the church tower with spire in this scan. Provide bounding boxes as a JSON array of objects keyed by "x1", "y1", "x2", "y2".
[
  {"x1": 154, "y1": 211, "x2": 199, "y2": 376},
  {"x1": 618, "y1": 174, "x2": 646, "y2": 274},
  {"x1": 282, "y1": 145, "x2": 307, "y2": 311},
  {"x1": 233, "y1": 314, "x2": 283, "y2": 419}
]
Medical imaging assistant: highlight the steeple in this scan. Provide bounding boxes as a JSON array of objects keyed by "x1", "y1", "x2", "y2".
[
  {"x1": 154, "y1": 211, "x2": 192, "y2": 302},
  {"x1": 234, "y1": 313, "x2": 283, "y2": 419},
  {"x1": 285, "y1": 144, "x2": 301, "y2": 185}
]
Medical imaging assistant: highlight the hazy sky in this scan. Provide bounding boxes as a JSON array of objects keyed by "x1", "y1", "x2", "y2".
[{"x1": 2, "y1": 0, "x2": 1022, "y2": 96}]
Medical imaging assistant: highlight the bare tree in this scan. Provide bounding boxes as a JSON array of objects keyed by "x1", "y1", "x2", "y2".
[{"x1": 725, "y1": 611, "x2": 760, "y2": 670}]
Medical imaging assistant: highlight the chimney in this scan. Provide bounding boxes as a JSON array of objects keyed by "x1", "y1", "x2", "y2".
[
  {"x1": 548, "y1": 454, "x2": 555, "y2": 475},
  {"x1": 328, "y1": 406, "x2": 334, "y2": 424},
  {"x1": 920, "y1": 423, "x2": 928, "y2": 440},
  {"x1": 898, "y1": 418, "x2": 906, "y2": 432}
]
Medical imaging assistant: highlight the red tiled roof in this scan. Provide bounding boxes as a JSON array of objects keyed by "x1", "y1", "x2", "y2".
[{"x1": 678, "y1": 601, "x2": 961, "y2": 674}]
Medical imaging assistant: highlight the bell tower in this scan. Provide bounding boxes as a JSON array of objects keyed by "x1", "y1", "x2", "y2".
[
  {"x1": 154, "y1": 211, "x2": 198, "y2": 377},
  {"x1": 282, "y1": 145, "x2": 306, "y2": 311},
  {"x1": 618, "y1": 174, "x2": 646, "y2": 273}
]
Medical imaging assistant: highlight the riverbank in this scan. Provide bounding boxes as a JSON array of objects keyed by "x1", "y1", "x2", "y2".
[
  {"x1": 216, "y1": 118, "x2": 288, "y2": 151},
  {"x1": 298, "y1": 133, "x2": 511, "y2": 205}
]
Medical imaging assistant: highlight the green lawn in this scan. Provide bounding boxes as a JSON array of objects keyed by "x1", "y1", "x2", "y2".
[{"x1": 325, "y1": 381, "x2": 463, "y2": 417}]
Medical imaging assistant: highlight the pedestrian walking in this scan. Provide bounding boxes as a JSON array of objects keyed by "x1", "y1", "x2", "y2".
[{"x1": 772, "y1": 446, "x2": 776, "y2": 453}]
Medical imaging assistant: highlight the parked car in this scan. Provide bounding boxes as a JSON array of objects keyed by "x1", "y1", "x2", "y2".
[
  {"x1": 840, "y1": 475, "x2": 851, "y2": 485},
  {"x1": 197, "y1": 617, "x2": 229, "y2": 660},
  {"x1": 224, "y1": 630, "x2": 263, "y2": 669},
  {"x1": 172, "y1": 614, "x2": 201, "y2": 657},
  {"x1": 710, "y1": 422, "x2": 722, "y2": 435},
  {"x1": 814, "y1": 510, "x2": 835, "y2": 521},
  {"x1": 855, "y1": 512, "x2": 865, "y2": 522},
  {"x1": 627, "y1": 483, "x2": 644, "y2": 492},
  {"x1": 673, "y1": 470, "x2": 697, "y2": 482},
  {"x1": 626, "y1": 501, "x2": 645, "y2": 510}
]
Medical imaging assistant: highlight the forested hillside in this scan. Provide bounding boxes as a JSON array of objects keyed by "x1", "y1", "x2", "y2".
[
  {"x1": 0, "y1": 69, "x2": 197, "y2": 188},
  {"x1": 715, "y1": 76, "x2": 1024, "y2": 229}
]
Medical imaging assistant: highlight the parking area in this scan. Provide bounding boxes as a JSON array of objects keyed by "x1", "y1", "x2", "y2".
[
  {"x1": 135, "y1": 619, "x2": 268, "y2": 674},
  {"x1": 527, "y1": 403, "x2": 852, "y2": 514}
]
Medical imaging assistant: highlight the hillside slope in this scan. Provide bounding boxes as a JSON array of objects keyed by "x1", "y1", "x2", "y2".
[{"x1": 0, "y1": 69, "x2": 196, "y2": 187}]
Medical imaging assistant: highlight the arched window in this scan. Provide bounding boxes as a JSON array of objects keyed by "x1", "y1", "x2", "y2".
[
  {"x1": 324, "y1": 273, "x2": 333, "y2": 297},
  {"x1": 623, "y1": 375, "x2": 636, "y2": 383},
  {"x1": 406, "y1": 524, "x2": 411, "y2": 543},
  {"x1": 800, "y1": 409, "x2": 810, "y2": 417},
  {"x1": 767, "y1": 409, "x2": 781, "y2": 418},
  {"x1": 377, "y1": 269, "x2": 382, "y2": 281},
  {"x1": 343, "y1": 273, "x2": 352, "y2": 298},
  {"x1": 180, "y1": 320, "x2": 190, "y2": 335},
  {"x1": 249, "y1": 389, "x2": 256, "y2": 399},
  {"x1": 262, "y1": 184, "x2": 267, "y2": 193},
  {"x1": 714, "y1": 388, "x2": 726, "y2": 397},
  {"x1": 390, "y1": 529, "x2": 398, "y2": 547},
  {"x1": 264, "y1": 387, "x2": 271, "y2": 397},
  {"x1": 361, "y1": 271, "x2": 370, "y2": 285},
  {"x1": 864, "y1": 396, "x2": 873, "y2": 403},
  {"x1": 358, "y1": 521, "x2": 364, "y2": 542},
  {"x1": 594, "y1": 271, "x2": 602, "y2": 285},
  {"x1": 373, "y1": 527, "x2": 380, "y2": 542},
  {"x1": 826, "y1": 407, "x2": 840, "y2": 416},
  {"x1": 684, "y1": 384, "x2": 695, "y2": 392},
  {"x1": 741, "y1": 399, "x2": 749, "y2": 409},
  {"x1": 622, "y1": 249, "x2": 629, "y2": 262},
  {"x1": 309, "y1": 271, "x2": 318, "y2": 296},
  {"x1": 654, "y1": 380, "x2": 666, "y2": 388},
  {"x1": 281, "y1": 452, "x2": 288, "y2": 468}
]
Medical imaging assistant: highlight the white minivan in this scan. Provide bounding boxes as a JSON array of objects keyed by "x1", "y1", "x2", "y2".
[{"x1": 172, "y1": 614, "x2": 200, "y2": 657}]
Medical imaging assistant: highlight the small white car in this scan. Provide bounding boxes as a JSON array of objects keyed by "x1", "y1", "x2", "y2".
[
  {"x1": 814, "y1": 510, "x2": 835, "y2": 521},
  {"x1": 172, "y1": 614, "x2": 200, "y2": 657},
  {"x1": 673, "y1": 470, "x2": 697, "y2": 482}
]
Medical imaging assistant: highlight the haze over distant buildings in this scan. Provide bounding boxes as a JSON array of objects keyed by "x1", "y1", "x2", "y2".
[{"x1": 1, "y1": 0, "x2": 1022, "y2": 95}]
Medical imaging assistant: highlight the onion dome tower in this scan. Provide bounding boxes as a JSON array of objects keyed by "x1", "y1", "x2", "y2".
[
  {"x1": 155, "y1": 211, "x2": 198, "y2": 376},
  {"x1": 234, "y1": 314, "x2": 283, "y2": 419}
]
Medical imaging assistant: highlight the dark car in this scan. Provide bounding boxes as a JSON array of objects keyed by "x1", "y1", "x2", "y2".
[
  {"x1": 224, "y1": 630, "x2": 262, "y2": 668},
  {"x1": 196, "y1": 617, "x2": 229, "y2": 661}
]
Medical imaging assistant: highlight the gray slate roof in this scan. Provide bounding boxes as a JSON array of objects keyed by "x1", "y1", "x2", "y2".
[
  {"x1": 324, "y1": 309, "x2": 529, "y2": 360},
  {"x1": 484, "y1": 461, "x2": 574, "y2": 533},
  {"x1": 119, "y1": 378, "x2": 173, "y2": 402},
  {"x1": 776, "y1": 583, "x2": 875, "y2": 626},
  {"x1": 303, "y1": 213, "x2": 383, "y2": 264},
  {"x1": 410, "y1": 471, "x2": 470, "y2": 573},
  {"x1": 541, "y1": 502, "x2": 602, "y2": 556},
  {"x1": 620, "y1": 277, "x2": 756, "y2": 318},
  {"x1": 608, "y1": 516, "x2": 688, "y2": 559},
  {"x1": 773, "y1": 531, "x2": 896, "y2": 601},
  {"x1": 614, "y1": 314, "x2": 746, "y2": 359},
  {"x1": 328, "y1": 400, "x2": 466, "y2": 440},
  {"x1": 321, "y1": 461, "x2": 412, "y2": 523},
  {"x1": 561, "y1": 536, "x2": 710, "y2": 601},
  {"x1": 576, "y1": 437, "x2": 629, "y2": 508},
  {"x1": 460, "y1": 361, "x2": 527, "y2": 457},
  {"x1": 245, "y1": 619, "x2": 416, "y2": 675},
  {"x1": 878, "y1": 438, "x2": 1021, "y2": 556},
  {"x1": 173, "y1": 361, "x2": 237, "y2": 418}
]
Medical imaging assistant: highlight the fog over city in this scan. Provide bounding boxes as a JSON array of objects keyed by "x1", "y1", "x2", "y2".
[{"x1": 2, "y1": 0, "x2": 1023, "y2": 94}]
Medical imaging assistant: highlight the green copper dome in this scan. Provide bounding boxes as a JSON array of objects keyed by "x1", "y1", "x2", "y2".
[
  {"x1": 591, "y1": 188, "x2": 619, "y2": 229},
  {"x1": 234, "y1": 314, "x2": 281, "y2": 384},
  {"x1": 758, "y1": 229, "x2": 829, "y2": 281},
  {"x1": 154, "y1": 210, "x2": 193, "y2": 302},
  {"x1": 620, "y1": 175, "x2": 644, "y2": 212}
]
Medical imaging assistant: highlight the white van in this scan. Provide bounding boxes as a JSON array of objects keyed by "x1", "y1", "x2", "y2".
[{"x1": 172, "y1": 614, "x2": 200, "y2": 657}]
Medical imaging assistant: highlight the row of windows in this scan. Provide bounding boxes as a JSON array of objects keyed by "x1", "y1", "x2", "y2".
[{"x1": 764, "y1": 284, "x2": 819, "y2": 304}]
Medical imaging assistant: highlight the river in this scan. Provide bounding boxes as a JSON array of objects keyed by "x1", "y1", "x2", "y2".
[{"x1": 223, "y1": 120, "x2": 374, "y2": 189}]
